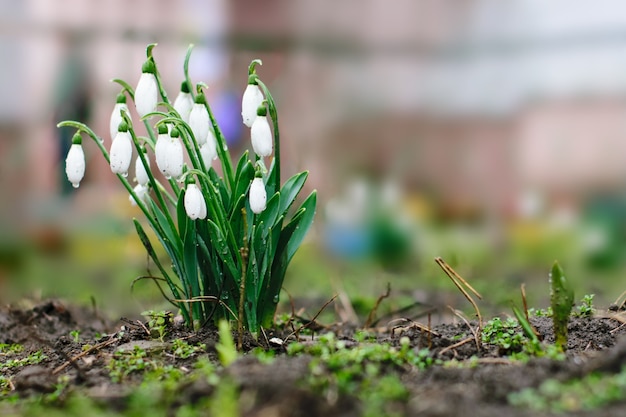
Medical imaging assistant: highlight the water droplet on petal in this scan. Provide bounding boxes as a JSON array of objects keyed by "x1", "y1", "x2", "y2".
[
  {"x1": 72, "y1": 183, "x2": 80, "y2": 188},
  {"x1": 272, "y1": 295, "x2": 279, "y2": 304}
]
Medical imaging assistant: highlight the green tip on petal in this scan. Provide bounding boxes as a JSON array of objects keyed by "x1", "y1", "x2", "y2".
[
  {"x1": 71, "y1": 132, "x2": 82, "y2": 145},
  {"x1": 141, "y1": 58, "x2": 156, "y2": 75},
  {"x1": 194, "y1": 92, "x2": 207, "y2": 105},
  {"x1": 118, "y1": 120, "x2": 129, "y2": 132},
  {"x1": 247, "y1": 74, "x2": 259, "y2": 85},
  {"x1": 180, "y1": 81, "x2": 191, "y2": 94},
  {"x1": 256, "y1": 100, "x2": 268, "y2": 117},
  {"x1": 157, "y1": 124, "x2": 168, "y2": 135},
  {"x1": 170, "y1": 127, "x2": 180, "y2": 138},
  {"x1": 116, "y1": 92, "x2": 127, "y2": 104}
]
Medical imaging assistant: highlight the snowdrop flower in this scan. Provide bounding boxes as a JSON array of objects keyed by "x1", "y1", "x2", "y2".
[
  {"x1": 110, "y1": 122, "x2": 133, "y2": 176},
  {"x1": 166, "y1": 128, "x2": 184, "y2": 180},
  {"x1": 184, "y1": 182, "x2": 207, "y2": 220},
  {"x1": 189, "y1": 93, "x2": 210, "y2": 146},
  {"x1": 154, "y1": 124, "x2": 170, "y2": 176},
  {"x1": 241, "y1": 82, "x2": 264, "y2": 128},
  {"x1": 109, "y1": 93, "x2": 128, "y2": 142},
  {"x1": 134, "y1": 147, "x2": 150, "y2": 186},
  {"x1": 129, "y1": 183, "x2": 149, "y2": 206},
  {"x1": 251, "y1": 102, "x2": 272, "y2": 157},
  {"x1": 249, "y1": 176, "x2": 267, "y2": 214},
  {"x1": 200, "y1": 141, "x2": 217, "y2": 167},
  {"x1": 135, "y1": 58, "x2": 158, "y2": 118},
  {"x1": 65, "y1": 132, "x2": 85, "y2": 188},
  {"x1": 155, "y1": 124, "x2": 184, "y2": 180},
  {"x1": 173, "y1": 81, "x2": 193, "y2": 123}
]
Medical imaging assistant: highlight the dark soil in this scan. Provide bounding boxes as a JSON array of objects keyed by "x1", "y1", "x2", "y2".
[{"x1": 2, "y1": 299, "x2": 626, "y2": 416}]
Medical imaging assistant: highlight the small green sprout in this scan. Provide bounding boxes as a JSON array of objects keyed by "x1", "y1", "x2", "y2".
[
  {"x1": 575, "y1": 294, "x2": 595, "y2": 318},
  {"x1": 550, "y1": 261, "x2": 574, "y2": 351},
  {"x1": 69, "y1": 330, "x2": 80, "y2": 343},
  {"x1": 481, "y1": 317, "x2": 526, "y2": 353},
  {"x1": 216, "y1": 320, "x2": 237, "y2": 367},
  {"x1": 108, "y1": 346, "x2": 155, "y2": 383},
  {"x1": 171, "y1": 339, "x2": 205, "y2": 359},
  {"x1": 142, "y1": 310, "x2": 172, "y2": 341}
]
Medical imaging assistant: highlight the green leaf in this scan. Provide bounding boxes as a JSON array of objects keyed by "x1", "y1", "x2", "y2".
[
  {"x1": 149, "y1": 199, "x2": 182, "y2": 258},
  {"x1": 257, "y1": 192, "x2": 280, "y2": 236},
  {"x1": 133, "y1": 219, "x2": 189, "y2": 323},
  {"x1": 286, "y1": 191, "x2": 317, "y2": 262},
  {"x1": 206, "y1": 219, "x2": 241, "y2": 282},
  {"x1": 278, "y1": 171, "x2": 308, "y2": 216}
]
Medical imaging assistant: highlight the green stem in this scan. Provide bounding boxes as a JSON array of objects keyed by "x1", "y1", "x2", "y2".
[{"x1": 255, "y1": 79, "x2": 280, "y2": 192}]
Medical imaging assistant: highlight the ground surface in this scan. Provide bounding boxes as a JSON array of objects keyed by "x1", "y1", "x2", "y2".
[{"x1": 2, "y1": 299, "x2": 626, "y2": 416}]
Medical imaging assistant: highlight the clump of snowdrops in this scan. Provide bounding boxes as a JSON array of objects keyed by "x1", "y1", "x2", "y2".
[{"x1": 60, "y1": 44, "x2": 316, "y2": 333}]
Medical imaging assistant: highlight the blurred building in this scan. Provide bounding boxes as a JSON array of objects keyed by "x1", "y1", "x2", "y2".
[{"x1": 2, "y1": 0, "x2": 626, "y2": 237}]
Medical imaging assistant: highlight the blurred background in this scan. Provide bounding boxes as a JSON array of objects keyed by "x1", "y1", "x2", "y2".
[{"x1": 2, "y1": 0, "x2": 626, "y2": 323}]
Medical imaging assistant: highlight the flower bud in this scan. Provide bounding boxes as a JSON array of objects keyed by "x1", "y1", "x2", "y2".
[
  {"x1": 241, "y1": 83, "x2": 264, "y2": 128},
  {"x1": 184, "y1": 182, "x2": 207, "y2": 220},
  {"x1": 249, "y1": 176, "x2": 267, "y2": 214},
  {"x1": 189, "y1": 94, "x2": 210, "y2": 146},
  {"x1": 173, "y1": 81, "x2": 193, "y2": 123},
  {"x1": 251, "y1": 104, "x2": 272, "y2": 157},
  {"x1": 135, "y1": 61, "x2": 158, "y2": 118},
  {"x1": 110, "y1": 93, "x2": 128, "y2": 142},
  {"x1": 65, "y1": 133, "x2": 85, "y2": 188},
  {"x1": 110, "y1": 127, "x2": 133, "y2": 177}
]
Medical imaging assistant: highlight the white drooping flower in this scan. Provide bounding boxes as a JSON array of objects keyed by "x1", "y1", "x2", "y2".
[
  {"x1": 135, "y1": 70, "x2": 158, "y2": 118},
  {"x1": 249, "y1": 177, "x2": 267, "y2": 214},
  {"x1": 173, "y1": 82, "x2": 193, "y2": 123},
  {"x1": 184, "y1": 182, "x2": 207, "y2": 220},
  {"x1": 251, "y1": 111, "x2": 272, "y2": 157},
  {"x1": 109, "y1": 93, "x2": 128, "y2": 142},
  {"x1": 154, "y1": 124, "x2": 170, "y2": 177},
  {"x1": 134, "y1": 149, "x2": 150, "y2": 186},
  {"x1": 241, "y1": 83, "x2": 264, "y2": 128},
  {"x1": 166, "y1": 131, "x2": 184, "y2": 180},
  {"x1": 129, "y1": 183, "x2": 149, "y2": 206},
  {"x1": 200, "y1": 141, "x2": 217, "y2": 168},
  {"x1": 154, "y1": 125, "x2": 184, "y2": 180},
  {"x1": 110, "y1": 129, "x2": 133, "y2": 176},
  {"x1": 189, "y1": 95, "x2": 210, "y2": 146},
  {"x1": 65, "y1": 134, "x2": 85, "y2": 188}
]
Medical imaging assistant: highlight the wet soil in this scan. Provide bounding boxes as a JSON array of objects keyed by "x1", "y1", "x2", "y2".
[{"x1": 2, "y1": 299, "x2": 626, "y2": 416}]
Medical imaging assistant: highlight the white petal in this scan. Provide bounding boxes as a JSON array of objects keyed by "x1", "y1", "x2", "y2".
[
  {"x1": 184, "y1": 184, "x2": 207, "y2": 220},
  {"x1": 241, "y1": 84, "x2": 264, "y2": 128},
  {"x1": 189, "y1": 103, "x2": 209, "y2": 146},
  {"x1": 110, "y1": 131, "x2": 133, "y2": 176},
  {"x1": 155, "y1": 132, "x2": 170, "y2": 177},
  {"x1": 135, "y1": 73, "x2": 158, "y2": 118},
  {"x1": 130, "y1": 184, "x2": 149, "y2": 206},
  {"x1": 109, "y1": 103, "x2": 128, "y2": 142},
  {"x1": 173, "y1": 91, "x2": 193, "y2": 123},
  {"x1": 251, "y1": 115, "x2": 273, "y2": 157},
  {"x1": 199, "y1": 137, "x2": 217, "y2": 167},
  {"x1": 65, "y1": 144, "x2": 85, "y2": 188},
  {"x1": 166, "y1": 137, "x2": 184, "y2": 180},
  {"x1": 135, "y1": 153, "x2": 150, "y2": 185},
  {"x1": 249, "y1": 177, "x2": 267, "y2": 214}
]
